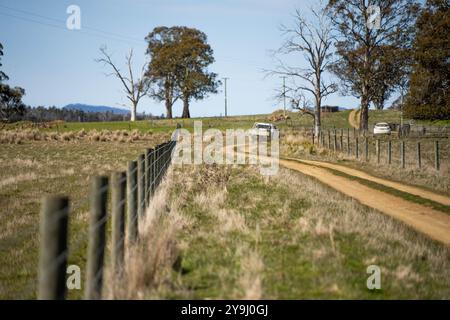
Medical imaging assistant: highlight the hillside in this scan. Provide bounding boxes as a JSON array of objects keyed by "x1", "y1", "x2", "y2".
[{"x1": 64, "y1": 103, "x2": 130, "y2": 115}]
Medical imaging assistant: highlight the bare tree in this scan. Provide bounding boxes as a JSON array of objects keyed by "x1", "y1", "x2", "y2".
[
  {"x1": 327, "y1": 0, "x2": 419, "y2": 130},
  {"x1": 97, "y1": 46, "x2": 151, "y2": 121},
  {"x1": 269, "y1": 5, "x2": 337, "y2": 136}
]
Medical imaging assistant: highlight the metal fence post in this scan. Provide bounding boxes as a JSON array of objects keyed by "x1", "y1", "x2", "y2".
[
  {"x1": 401, "y1": 141, "x2": 405, "y2": 169},
  {"x1": 85, "y1": 176, "x2": 108, "y2": 300},
  {"x1": 435, "y1": 140, "x2": 440, "y2": 172},
  {"x1": 376, "y1": 139, "x2": 380, "y2": 164},
  {"x1": 388, "y1": 140, "x2": 392, "y2": 165},
  {"x1": 417, "y1": 142, "x2": 421, "y2": 169},
  {"x1": 38, "y1": 195, "x2": 69, "y2": 300},
  {"x1": 365, "y1": 137, "x2": 369, "y2": 161}
]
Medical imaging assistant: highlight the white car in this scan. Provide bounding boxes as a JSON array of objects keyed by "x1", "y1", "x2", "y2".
[
  {"x1": 373, "y1": 122, "x2": 391, "y2": 135},
  {"x1": 250, "y1": 123, "x2": 278, "y2": 137}
]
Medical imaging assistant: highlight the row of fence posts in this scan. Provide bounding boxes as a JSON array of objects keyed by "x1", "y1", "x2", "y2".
[
  {"x1": 37, "y1": 140, "x2": 177, "y2": 300},
  {"x1": 310, "y1": 128, "x2": 442, "y2": 172}
]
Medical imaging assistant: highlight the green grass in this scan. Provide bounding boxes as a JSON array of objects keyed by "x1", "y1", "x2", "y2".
[
  {"x1": 0, "y1": 137, "x2": 167, "y2": 299},
  {"x1": 155, "y1": 164, "x2": 450, "y2": 299}
]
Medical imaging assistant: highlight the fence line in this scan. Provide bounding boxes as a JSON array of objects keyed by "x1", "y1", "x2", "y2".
[
  {"x1": 37, "y1": 139, "x2": 177, "y2": 300},
  {"x1": 300, "y1": 127, "x2": 448, "y2": 174}
]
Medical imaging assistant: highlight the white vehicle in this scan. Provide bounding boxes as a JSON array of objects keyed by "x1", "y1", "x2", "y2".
[
  {"x1": 373, "y1": 122, "x2": 391, "y2": 135},
  {"x1": 250, "y1": 122, "x2": 278, "y2": 137}
]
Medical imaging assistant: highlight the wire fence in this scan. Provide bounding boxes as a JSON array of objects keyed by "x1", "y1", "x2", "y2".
[
  {"x1": 36, "y1": 139, "x2": 177, "y2": 300},
  {"x1": 298, "y1": 127, "x2": 449, "y2": 174}
]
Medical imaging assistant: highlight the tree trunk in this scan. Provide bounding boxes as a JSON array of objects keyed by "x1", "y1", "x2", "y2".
[
  {"x1": 314, "y1": 81, "x2": 321, "y2": 136},
  {"x1": 165, "y1": 99, "x2": 172, "y2": 119},
  {"x1": 130, "y1": 103, "x2": 137, "y2": 122},
  {"x1": 360, "y1": 96, "x2": 369, "y2": 131},
  {"x1": 181, "y1": 95, "x2": 190, "y2": 118},
  {"x1": 164, "y1": 79, "x2": 173, "y2": 119}
]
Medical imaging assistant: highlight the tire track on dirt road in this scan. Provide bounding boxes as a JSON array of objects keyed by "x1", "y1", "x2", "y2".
[
  {"x1": 288, "y1": 158, "x2": 450, "y2": 207},
  {"x1": 279, "y1": 158, "x2": 450, "y2": 246}
]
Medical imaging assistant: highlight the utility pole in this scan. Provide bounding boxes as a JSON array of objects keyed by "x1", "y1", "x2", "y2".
[
  {"x1": 281, "y1": 76, "x2": 287, "y2": 120},
  {"x1": 223, "y1": 77, "x2": 229, "y2": 117}
]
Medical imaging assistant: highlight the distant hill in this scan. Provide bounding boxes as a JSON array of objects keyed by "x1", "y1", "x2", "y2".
[{"x1": 63, "y1": 103, "x2": 130, "y2": 115}]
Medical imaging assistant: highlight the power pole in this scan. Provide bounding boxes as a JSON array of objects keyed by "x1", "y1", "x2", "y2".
[{"x1": 223, "y1": 77, "x2": 229, "y2": 117}]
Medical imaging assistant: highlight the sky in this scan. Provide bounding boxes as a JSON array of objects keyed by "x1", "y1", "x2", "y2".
[{"x1": 0, "y1": 0, "x2": 376, "y2": 118}]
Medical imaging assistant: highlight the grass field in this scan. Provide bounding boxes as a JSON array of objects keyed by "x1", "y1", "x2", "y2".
[
  {"x1": 1, "y1": 109, "x2": 449, "y2": 299},
  {"x1": 0, "y1": 134, "x2": 169, "y2": 299},
  {"x1": 5, "y1": 109, "x2": 448, "y2": 135},
  {"x1": 112, "y1": 164, "x2": 450, "y2": 299}
]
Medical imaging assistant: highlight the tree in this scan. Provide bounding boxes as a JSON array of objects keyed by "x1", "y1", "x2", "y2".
[
  {"x1": 0, "y1": 42, "x2": 9, "y2": 83},
  {"x1": 404, "y1": 0, "x2": 450, "y2": 120},
  {"x1": 0, "y1": 42, "x2": 25, "y2": 125},
  {"x1": 145, "y1": 26, "x2": 220, "y2": 119},
  {"x1": 97, "y1": 46, "x2": 150, "y2": 121},
  {"x1": 327, "y1": 0, "x2": 420, "y2": 130},
  {"x1": 371, "y1": 45, "x2": 411, "y2": 110},
  {"x1": 269, "y1": 5, "x2": 337, "y2": 136}
]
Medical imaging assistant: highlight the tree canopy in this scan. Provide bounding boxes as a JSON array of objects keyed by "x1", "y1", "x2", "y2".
[
  {"x1": 145, "y1": 26, "x2": 220, "y2": 118},
  {"x1": 0, "y1": 42, "x2": 25, "y2": 124},
  {"x1": 404, "y1": 0, "x2": 450, "y2": 120},
  {"x1": 327, "y1": 0, "x2": 420, "y2": 130}
]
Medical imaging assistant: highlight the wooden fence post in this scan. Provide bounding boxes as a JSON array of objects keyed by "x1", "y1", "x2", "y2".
[
  {"x1": 340, "y1": 131, "x2": 343, "y2": 152},
  {"x1": 85, "y1": 176, "x2": 109, "y2": 300},
  {"x1": 127, "y1": 161, "x2": 138, "y2": 243},
  {"x1": 333, "y1": 130, "x2": 337, "y2": 151},
  {"x1": 137, "y1": 154, "x2": 145, "y2": 218},
  {"x1": 111, "y1": 172, "x2": 126, "y2": 275},
  {"x1": 417, "y1": 142, "x2": 421, "y2": 169},
  {"x1": 355, "y1": 137, "x2": 359, "y2": 159},
  {"x1": 401, "y1": 141, "x2": 405, "y2": 169},
  {"x1": 145, "y1": 148, "x2": 152, "y2": 206},
  {"x1": 38, "y1": 195, "x2": 69, "y2": 300},
  {"x1": 388, "y1": 140, "x2": 392, "y2": 165},
  {"x1": 147, "y1": 149, "x2": 154, "y2": 198},
  {"x1": 435, "y1": 140, "x2": 440, "y2": 172}
]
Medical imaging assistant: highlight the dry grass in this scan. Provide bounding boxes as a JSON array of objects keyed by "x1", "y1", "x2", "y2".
[
  {"x1": 0, "y1": 134, "x2": 169, "y2": 299},
  {"x1": 108, "y1": 162, "x2": 450, "y2": 299},
  {"x1": 0, "y1": 128, "x2": 170, "y2": 144}
]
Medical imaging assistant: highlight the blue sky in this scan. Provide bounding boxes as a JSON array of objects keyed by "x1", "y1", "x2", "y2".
[{"x1": 0, "y1": 0, "x2": 368, "y2": 117}]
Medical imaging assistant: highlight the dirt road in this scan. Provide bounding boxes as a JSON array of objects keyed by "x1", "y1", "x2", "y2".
[
  {"x1": 290, "y1": 158, "x2": 450, "y2": 207},
  {"x1": 280, "y1": 158, "x2": 450, "y2": 245},
  {"x1": 226, "y1": 142, "x2": 450, "y2": 245},
  {"x1": 348, "y1": 109, "x2": 360, "y2": 129}
]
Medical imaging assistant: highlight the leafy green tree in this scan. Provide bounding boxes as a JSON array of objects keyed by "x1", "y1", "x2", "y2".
[
  {"x1": 327, "y1": 0, "x2": 419, "y2": 130},
  {"x1": 0, "y1": 42, "x2": 25, "y2": 124},
  {"x1": 0, "y1": 42, "x2": 9, "y2": 83},
  {"x1": 145, "y1": 26, "x2": 220, "y2": 119},
  {"x1": 404, "y1": 0, "x2": 450, "y2": 120}
]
